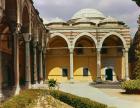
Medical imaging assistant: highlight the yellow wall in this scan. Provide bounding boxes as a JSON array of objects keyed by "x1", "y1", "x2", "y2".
[
  {"x1": 46, "y1": 55, "x2": 70, "y2": 82},
  {"x1": 74, "y1": 56, "x2": 97, "y2": 81},
  {"x1": 101, "y1": 56, "x2": 123, "y2": 81},
  {"x1": 46, "y1": 35, "x2": 125, "y2": 82}
]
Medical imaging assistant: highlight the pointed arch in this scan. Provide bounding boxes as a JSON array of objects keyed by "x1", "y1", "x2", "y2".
[
  {"x1": 50, "y1": 33, "x2": 70, "y2": 48},
  {"x1": 99, "y1": 32, "x2": 127, "y2": 48},
  {"x1": 73, "y1": 32, "x2": 97, "y2": 48}
]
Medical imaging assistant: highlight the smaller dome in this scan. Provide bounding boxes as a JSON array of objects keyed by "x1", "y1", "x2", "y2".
[
  {"x1": 76, "y1": 18, "x2": 91, "y2": 23},
  {"x1": 49, "y1": 17, "x2": 65, "y2": 23},
  {"x1": 100, "y1": 16, "x2": 118, "y2": 23},
  {"x1": 43, "y1": 19, "x2": 49, "y2": 24},
  {"x1": 75, "y1": 18, "x2": 98, "y2": 25}
]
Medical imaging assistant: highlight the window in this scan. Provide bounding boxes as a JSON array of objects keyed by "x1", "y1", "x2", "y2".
[
  {"x1": 101, "y1": 48, "x2": 107, "y2": 54},
  {"x1": 117, "y1": 47, "x2": 122, "y2": 53},
  {"x1": 62, "y1": 68, "x2": 68, "y2": 77},
  {"x1": 83, "y1": 68, "x2": 88, "y2": 76},
  {"x1": 76, "y1": 44, "x2": 83, "y2": 55}
]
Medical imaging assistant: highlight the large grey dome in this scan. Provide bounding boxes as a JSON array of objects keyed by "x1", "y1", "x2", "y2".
[{"x1": 72, "y1": 8, "x2": 106, "y2": 19}]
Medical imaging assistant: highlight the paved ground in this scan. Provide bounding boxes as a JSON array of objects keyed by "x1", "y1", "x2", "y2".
[
  {"x1": 100, "y1": 88, "x2": 140, "y2": 103},
  {"x1": 59, "y1": 82, "x2": 140, "y2": 108}
]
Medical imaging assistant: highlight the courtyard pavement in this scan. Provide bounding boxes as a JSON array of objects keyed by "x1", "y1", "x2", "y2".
[{"x1": 59, "y1": 82, "x2": 140, "y2": 108}]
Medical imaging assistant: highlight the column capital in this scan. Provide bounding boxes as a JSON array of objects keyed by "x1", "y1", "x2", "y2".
[
  {"x1": 32, "y1": 41, "x2": 38, "y2": 48},
  {"x1": 124, "y1": 48, "x2": 129, "y2": 52},
  {"x1": 97, "y1": 47, "x2": 101, "y2": 52},
  {"x1": 69, "y1": 47, "x2": 74, "y2": 54},
  {"x1": 33, "y1": 36, "x2": 39, "y2": 42},
  {"x1": 9, "y1": 22, "x2": 22, "y2": 36},
  {"x1": 23, "y1": 33, "x2": 31, "y2": 42},
  {"x1": 38, "y1": 44, "x2": 43, "y2": 52},
  {"x1": 43, "y1": 47, "x2": 47, "y2": 54}
]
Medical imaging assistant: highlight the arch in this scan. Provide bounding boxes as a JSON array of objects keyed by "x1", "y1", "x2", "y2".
[
  {"x1": 50, "y1": 33, "x2": 70, "y2": 48},
  {"x1": 73, "y1": 32, "x2": 97, "y2": 48},
  {"x1": 99, "y1": 32, "x2": 127, "y2": 48},
  {"x1": 22, "y1": 0, "x2": 30, "y2": 15},
  {"x1": 21, "y1": 5, "x2": 29, "y2": 33},
  {"x1": 5, "y1": 0, "x2": 17, "y2": 21},
  {"x1": 1, "y1": 26, "x2": 9, "y2": 39}
]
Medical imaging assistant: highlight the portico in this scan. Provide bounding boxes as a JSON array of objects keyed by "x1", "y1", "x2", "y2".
[{"x1": 45, "y1": 9, "x2": 131, "y2": 82}]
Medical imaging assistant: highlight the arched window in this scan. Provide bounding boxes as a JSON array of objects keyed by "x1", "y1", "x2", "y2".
[
  {"x1": 101, "y1": 43, "x2": 107, "y2": 54},
  {"x1": 76, "y1": 44, "x2": 83, "y2": 55}
]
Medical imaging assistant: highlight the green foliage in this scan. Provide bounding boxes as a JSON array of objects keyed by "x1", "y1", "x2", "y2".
[
  {"x1": 50, "y1": 90, "x2": 107, "y2": 108},
  {"x1": 48, "y1": 79, "x2": 57, "y2": 89},
  {"x1": 132, "y1": 0, "x2": 140, "y2": 6},
  {"x1": 121, "y1": 80, "x2": 140, "y2": 90},
  {"x1": 0, "y1": 90, "x2": 40, "y2": 108},
  {"x1": 0, "y1": 89, "x2": 107, "y2": 108},
  {"x1": 133, "y1": 50, "x2": 140, "y2": 79}
]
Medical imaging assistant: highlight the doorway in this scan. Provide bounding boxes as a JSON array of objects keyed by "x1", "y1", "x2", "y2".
[{"x1": 105, "y1": 68, "x2": 113, "y2": 81}]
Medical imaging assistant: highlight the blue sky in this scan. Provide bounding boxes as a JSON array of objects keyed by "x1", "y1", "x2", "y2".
[{"x1": 34, "y1": 0, "x2": 140, "y2": 36}]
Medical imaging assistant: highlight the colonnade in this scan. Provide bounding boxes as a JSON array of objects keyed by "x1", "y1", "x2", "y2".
[
  {"x1": 13, "y1": 32, "x2": 47, "y2": 95},
  {"x1": 68, "y1": 47, "x2": 129, "y2": 81}
]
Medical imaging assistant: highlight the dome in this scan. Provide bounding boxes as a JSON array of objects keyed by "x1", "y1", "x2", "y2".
[
  {"x1": 49, "y1": 17, "x2": 65, "y2": 23},
  {"x1": 100, "y1": 16, "x2": 118, "y2": 23},
  {"x1": 72, "y1": 8, "x2": 106, "y2": 19},
  {"x1": 76, "y1": 18, "x2": 91, "y2": 23}
]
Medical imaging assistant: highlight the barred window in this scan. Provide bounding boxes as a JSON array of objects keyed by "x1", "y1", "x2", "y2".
[
  {"x1": 62, "y1": 68, "x2": 68, "y2": 77},
  {"x1": 83, "y1": 68, "x2": 88, "y2": 76}
]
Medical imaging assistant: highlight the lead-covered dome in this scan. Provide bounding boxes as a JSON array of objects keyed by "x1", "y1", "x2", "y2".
[{"x1": 72, "y1": 8, "x2": 106, "y2": 20}]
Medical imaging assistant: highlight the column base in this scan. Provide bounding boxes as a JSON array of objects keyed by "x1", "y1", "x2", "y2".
[
  {"x1": 40, "y1": 80, "x2": 43, "y2": 84},
  {"x1": 0, "y1": 90, "x2": 4, "y2": 102},
  {"x1": 34, "y1": 80, "x2": 38, "y2": 85},
  {"x1": 14, "y1": 85, "x2": 20, "y2": 95},
  {"x1": 125, "y1": 77, "x2": 130, "y2": 81},
  {"x1": 96, "y1": 77, "x2": 102, "y2": 84},
  {"x1": 69, "y1": 78, "x2": 75, "y2": 83},
  {"x1": 25, "y1": 81, "x2": 32, "y2": 89}
]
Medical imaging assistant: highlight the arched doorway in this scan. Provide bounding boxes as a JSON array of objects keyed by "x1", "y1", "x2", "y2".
[
  {"x1": 105, "y1": 68, "x2": 113, "y2": 81},
  {"x1": 46, "y1": 36, "x2": 69, "y2": 81},
  {"x1": 74, "y1": 36, "x2": 96, "y2": 81},
  {"x1": 101, "y1": 34, "x2": 125, "y2": 81}
]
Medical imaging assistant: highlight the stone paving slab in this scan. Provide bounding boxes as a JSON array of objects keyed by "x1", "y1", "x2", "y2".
[{"x1": 59, "y1": 82, "x2": 140, "y2": 108}]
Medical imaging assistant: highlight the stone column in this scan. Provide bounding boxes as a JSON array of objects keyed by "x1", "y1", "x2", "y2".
[
  {"x1": 14, "y1": 33, "x2": 20, "y2": 95},
  {"x1": 124, "y1": 48, "x2": 130, "y2": 80},
  {"x1": 96, "y1": 48, "x2": 102, "y2": 83},
  {"x1": 33, "y1": 41, "x2": 38, "y2": 84},
  {"x1": 121, "y1": 51, "x2": 125, "y2": 80},
  {"x1": 23, "y1": 33, "x2": 31, "y2": 88},
  {"x1": 39, "y1": 47, "x2": 43, "y2": 84},
  {"x1": 69, "y1": 48, "x2": 74, "y2": 80},
  {"x1": 43, "y1": 48, "x2": 47, "y2": 81}
]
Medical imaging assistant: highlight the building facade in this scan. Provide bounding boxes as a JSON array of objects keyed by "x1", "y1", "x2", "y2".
[
  {"x1": 0, "y1": 0, "x2": 47, "y2": 98},
  {"x1": 0, "y1": 1, "x2": 132, "y2": 99},
  {"x1": 46, "y1": 9, "x2": 131, "y2": 82}
]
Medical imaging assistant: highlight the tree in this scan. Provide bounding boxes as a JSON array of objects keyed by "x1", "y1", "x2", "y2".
[
  {"x1": 132, "y1": 0, "x2": 140, "y2": 6},
  {"x1": 133, "y1": 50, "x2": 140, "y2": 79}
]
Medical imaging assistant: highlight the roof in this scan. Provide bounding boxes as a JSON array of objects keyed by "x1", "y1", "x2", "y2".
[{"x1": 72, "y1": 8, "x2": 106, "y2": 20}]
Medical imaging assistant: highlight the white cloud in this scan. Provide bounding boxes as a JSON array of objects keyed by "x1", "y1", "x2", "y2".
[{"x1": 34, "y1": 0, "x2": 140, "y2": 36}]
